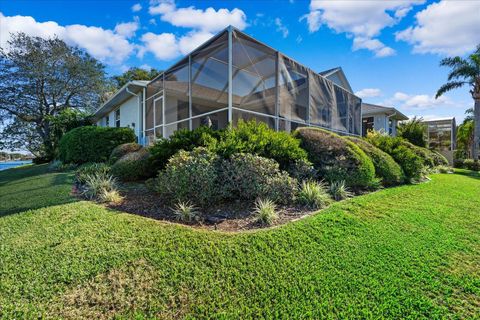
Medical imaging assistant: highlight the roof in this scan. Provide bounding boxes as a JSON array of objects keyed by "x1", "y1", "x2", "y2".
[
  {"x1": 422, "y1": 117, "x2": 456, "y2": 123},
  {"x1": 318, "y1": 67, "x2": 353, "y2": 93},
  {"x1": 93, "y1": 80, "x2": 148, "y2": 120},
  {"x1": 361, "y1": 103, "x2": 409, "y2": 121}
]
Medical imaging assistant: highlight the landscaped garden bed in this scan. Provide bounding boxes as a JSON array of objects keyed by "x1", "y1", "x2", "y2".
[{"x1": 55, "y1": 121, "x2": 452, "y2": 232}]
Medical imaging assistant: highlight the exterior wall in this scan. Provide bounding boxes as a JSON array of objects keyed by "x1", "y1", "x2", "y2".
[
  {"x1": 363, "y1": 113, "x2": 398, "y2": 136},
  {"x1": 143, "y1": 28, "x2": 362, "y2": 144}
]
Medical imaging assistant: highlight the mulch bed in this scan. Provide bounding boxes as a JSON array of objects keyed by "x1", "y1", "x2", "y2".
[{"x1": 73, "y1": 182, "x2": 315, "y2": 232}]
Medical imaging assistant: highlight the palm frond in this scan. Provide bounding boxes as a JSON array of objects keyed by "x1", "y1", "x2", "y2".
[
  {"x1": 435, "y1": 81, "x2": 466, "y2": 98},
  {"x1": 439, "y1": 56, "x2": 468, "y2": 68},
  {"x1": 447, "y1": 64, "x2": 477, "y2": 81}
]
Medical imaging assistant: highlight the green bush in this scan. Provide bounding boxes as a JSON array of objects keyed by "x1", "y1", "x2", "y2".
[
  {"x1": 58, "y1": 126, "x2": 136, "y2": 164},
  {"x1": 110, "y1": 148, "x2": 153, "y2": 181},
  {"x1": 430, "y1": 151, "x2": 449, "y2": 167},
  {"x1": 287, "y1": 158, "x2": 318, "y2": 182},
  {"x1": 215, "y1": 120, "x2": 308, "y2": 169},
  {"x1": 294, "y1": 128, "x2": 376, "y2": 189},
  {"x1": 453, "y1": 158, "x2": 465, "y2": 168},
  {"x1": 405, "y1": 142, "x2": 435, "y2": 168},
  {"x1": 149, "y1": 126, "x2": 219, "y2": 172},
  {"x1": 109, "y1": 142, "x2": 142, "y2": 164},
  {"x1": 366, "y1": 133, "x2": 424, "y2": 181},
  {"x1": 148, "y1": 120, "x2": 308, "y2": 172},
  {"x1": 153, "y1": 148, "x2": 220, "y2": 208},
  {"x1": 347, "y1": 137, "x2": 405, "y2": 186},
  {"x1": 75, "y1": 162, "x2": 111, "y2": 184},
  {"x1": 464, "y1": 159, "x2": 480, "y2": 171},
  {"x1": 218, "y1": 153, "x2": 297, "y2": 204}
]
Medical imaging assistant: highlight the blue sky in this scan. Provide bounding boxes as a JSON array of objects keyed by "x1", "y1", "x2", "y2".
[{"x1": 1, "y1": 0, "x2": 479, "y2": 123}]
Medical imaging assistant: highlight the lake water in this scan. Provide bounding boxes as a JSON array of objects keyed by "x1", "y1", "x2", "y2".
[{"x1": 0, "y1": 161, "x2": 32, "y2": 171}]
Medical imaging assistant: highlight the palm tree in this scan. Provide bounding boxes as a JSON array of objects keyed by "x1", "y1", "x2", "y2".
[{"x1": 436, "y1": 45, "x2": 480, "y2": 159}]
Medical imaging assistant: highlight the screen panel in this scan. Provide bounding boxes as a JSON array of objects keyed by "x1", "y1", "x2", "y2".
[{"x1": 278, "y1": 55, "x2": 308, "y2": 122}]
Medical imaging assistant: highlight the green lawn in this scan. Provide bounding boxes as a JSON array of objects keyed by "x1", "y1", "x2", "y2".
[{"x1": 0, "y1": 165, "x2": 479, "y2": 319}]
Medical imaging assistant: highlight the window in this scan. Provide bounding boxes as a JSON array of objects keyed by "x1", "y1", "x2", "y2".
[
  {"x1": 115, "y1": 109, "x2": 120, "y2": 128},
  {"x1": 362, "y1": 117, "x2": 374, "y2": 137},
  {"x1": 105, "y1": 115, "x2": 109, "y2": 127}
]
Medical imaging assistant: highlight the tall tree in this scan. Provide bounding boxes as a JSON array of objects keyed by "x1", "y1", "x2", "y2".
[
  {"x1": 397, "y1": 116, "x2": 427, "y2": 147},
  {"x1": 112, "y1": 67, "x2": 161, "y2": 88},
  {"x1": 456, "y1": 108, "x2": 475, "y2": 158},
  {"x1": 0, "y1": 33, "x2": 107, "y2": 160},
  {"x1": 436, "y1": 45, "x2": 480, "y2": 159}
]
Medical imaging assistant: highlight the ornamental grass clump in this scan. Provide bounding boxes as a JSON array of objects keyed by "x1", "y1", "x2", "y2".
[
  {"x1": 254, "y1": 198, "x2": 278, "y2": 225},
  {"x1": 75, "y1": 162, "x2": 111, "y2": 184},
  {"x1": 328, "y1": 180, "x2": 353, "y2": 201},
  {"x1": 297, "y1": 180, "x2": 331, "y2": 209},
  {"x1": 81, "y1": 173, "x2": 118, "y2": 200},
  {"x1": 99, "y1": 189, "x2": 123, "y2": 204},
  {"x1": 171, "y1": 201, "x2": 200, "y2": 222}
]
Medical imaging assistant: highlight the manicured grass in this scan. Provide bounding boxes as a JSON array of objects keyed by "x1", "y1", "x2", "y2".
[{"x1": 0, "y1": 166, "x2": 479, "y2": 318}]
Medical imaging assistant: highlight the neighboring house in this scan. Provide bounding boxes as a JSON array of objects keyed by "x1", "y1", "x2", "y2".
[
  {"x1": 361, "y1": 103, "x2": 408, "y2": 137},
  {"x1": 94, "y1": 80, "x2": 148, "y2": 142},
  {"x1": 94, "y1": 26, "x2": 363, "y2": 145},
  {"x1": 422, "y1": 117, "x2": 457, "y2": 164}
]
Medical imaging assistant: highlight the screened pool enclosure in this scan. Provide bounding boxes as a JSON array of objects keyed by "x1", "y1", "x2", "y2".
[{"x1": 143, "y1": 26, "x2": 362, "y2": 144}]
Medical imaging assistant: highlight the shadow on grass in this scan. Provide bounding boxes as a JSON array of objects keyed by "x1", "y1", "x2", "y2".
[
  {"x1": 0, "y1": 164, "x2": 78, "y2": 217},
  {"x1": 454, "y1": 169, "x2": 480, "y2": 180}
]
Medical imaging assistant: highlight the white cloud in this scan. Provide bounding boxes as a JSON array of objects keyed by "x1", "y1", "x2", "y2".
[
  {"x1": 138, "y1": 32, "x2": 179, "y2": 60},
  {"x1": 302, "y1": 0, "x2": 425, "y2": 57},
  {"x1": 386, "y1": 91, "x2": 455, "y2": 110},
  {"x1": 396, "y1": 0, "x2": 480, "y2": 56},
  {"x1": 114, "y1": 20, "x2": 139, "y2": 38},
  {"x1": 132, "y1": 3, "x2": 142, "y2": 12},
  {"x1": 274, "y1": 18, "x2": 289, "y2": 38},
  {"x1": 0, "y1": 12, "x2": 134, "y2": 64},
  {"x1": 178, "y1": 30, "x2": 214, "y2": 55},
  {"x1": 148, "y1": 18, "x2": 157, "y2": 25},
  {"x1": 149, "y1": 0, "x2": 247, "y2": 32},
  {"x1": 355, "y1": 88, "x2": 382, "y2": 99}
]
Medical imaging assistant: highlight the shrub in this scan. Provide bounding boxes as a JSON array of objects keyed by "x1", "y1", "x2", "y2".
[
  {"x1": 297, "y1": 180, "x2": 331, "y2": 209},
  {"x1": 59, "y1": 126, "x2": 136, "y2": 164},
  {"x1": 328, "y1": 181, "x2": 353, "y2": 201},
  {"x1": 346, "y1": 137, "x2": 404, "y2": 186},
  {"x1": 99, "y1": 189, "x2": 123, "y2": 204},
  {"x1": 436, "y1": 166, "x2": 452, "y2": 174},
  {"x1": 48, "y1": 160, "x2": 77, "y2": 172},
  {"x1": 397, "y1": 117, "x2": 427, "y2": 147},
  {"x1": 153, "y1": 148, "x2": 220, "y2": 208},
  {"x1": 287, "y1": 158, "x2": 317, "y2": 181},
  {"x1": 148, "y1": 120, "x2": 308, "y2": 172},
  {"x1": 81, "y1": 173, "x2": 118, "y2": 200},
  {"x1": 110, "y1": 148, "x2": 153, "y2": 181},
  {"x1": 253, "y1": 198, "x2": 278, "y2": 225},
  {"x1": 216, "y1": 120, "x2": 308, "y2": 169},
  {"x1": 109, "y1": 143, "x2": 142, "y2": 164},
  {"x1": 430, "y1": 151, "x2": 449, "y2": 167},
  {"x1": 294, "y1": 128, "x2": 376, "y2": 189},
  {"x1": 218, "y1": 153, "x2": 297, "y2": 204},
  {"x1": 366, "y1": 133, "x2": 424, "y2": 182},
  {"x1": 464, "y1": 159, "x2": 480, "y2": 171},
  {"x1": 149, "y1": 126, "x2": 219, "y2": 172},
  {"x1": 75, "y1": 163, "x2": 111, "y2": 184},
  {"x1": 405, "y1": 142, "x2": 435, "y2": 168},
  {"x1": 171, "y1": 201, "x2": 200, "y2": 222},
  {"x1": 454, "y1": 158, "x2": 465, "y2": 168}
]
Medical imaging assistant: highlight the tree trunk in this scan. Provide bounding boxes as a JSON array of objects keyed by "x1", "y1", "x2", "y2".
[{"x1": 474, "y1": 98, "x2": 480, "y2": 160}]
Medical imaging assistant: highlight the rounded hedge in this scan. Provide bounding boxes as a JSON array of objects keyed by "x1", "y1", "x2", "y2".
[
  {"x1": 366, "y1": 134, "x2": 424, "y2": 181},
  {"x1": 294, "y1": 128, "x2": 376, "y2": 189},
  {"x1": 347, "y1": 137, "x2": 405, "y2": 186},
  {"x1": 430, "y1": 150, "x2": 449, "y2": 167},
  {"x1": 109, "y1": 142, "x2": 142, "y2": 164},
  {"x1": 110, "y1": 148, "x2": 153, "y2": 181},
  {"x1": 59, "y1": 126, "x2": 136, "y2": 164}
]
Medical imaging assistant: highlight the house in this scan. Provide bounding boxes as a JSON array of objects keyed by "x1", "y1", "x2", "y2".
[
  {"x1": 94, "y1": 26, "x2": 363, "y2": 145},
  {"x1": 422, "y1": 117, "x2": 457, "y2": 164},
  {"x1": 94, "y1": 80, "x2": 148, "y2": 139},
  {"x1": 361, "y1": 103, "x2": 408, "y2": 137}
]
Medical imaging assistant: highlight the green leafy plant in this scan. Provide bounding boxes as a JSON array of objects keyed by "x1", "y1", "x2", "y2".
[
  {"x1": 218, "y1": 153, "x2": 297, "y2": 204},
  {"x1": 110, "y1": 148, "x2": 153, "y2": 181},
  {"x1": 253, "y1": 198, "x2": 278, "y2": 225},
  {"x1": 463, "y1": 159, "x2": 480, "y2": 171},
  {"x1": 397, "y1": 117, "x2": 427, "y2": 147},
  {"x1": 153, "y1": 148, "x2": 220, "y2": 208},
  {"x1": 294, "y1": 127, "x2": 376, "y2": 189},
  {"x1": 81, "y1": 173, "x2": 118, "y2": 200},
  {"x1": 347, "y1": 137, "x2": 405, "y2": 186},
  {"x1": 75, "y1": 163, "x2": 111, "y2": 184},
  {"x1": 297, "y1": 180, "x2": 331, "y2": 209},
  {"x1": 287, "y1": 158, "x2": 317, "y2": 181},
  {"x1": 436, "y1": 166, "x2": 452, "y2": 174},
  {"x1": 171, "y1": 201, "x2": 200, "y2": 222},
  {"x1": 328, "y1": 181, "x2": 353, "y2": 201},
  {"x1": 59, "y1": 126, "x2": 136, "y2": 164},
  {"x1": 109, "y1": 142, "x2": 142, "y2": 164}
]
